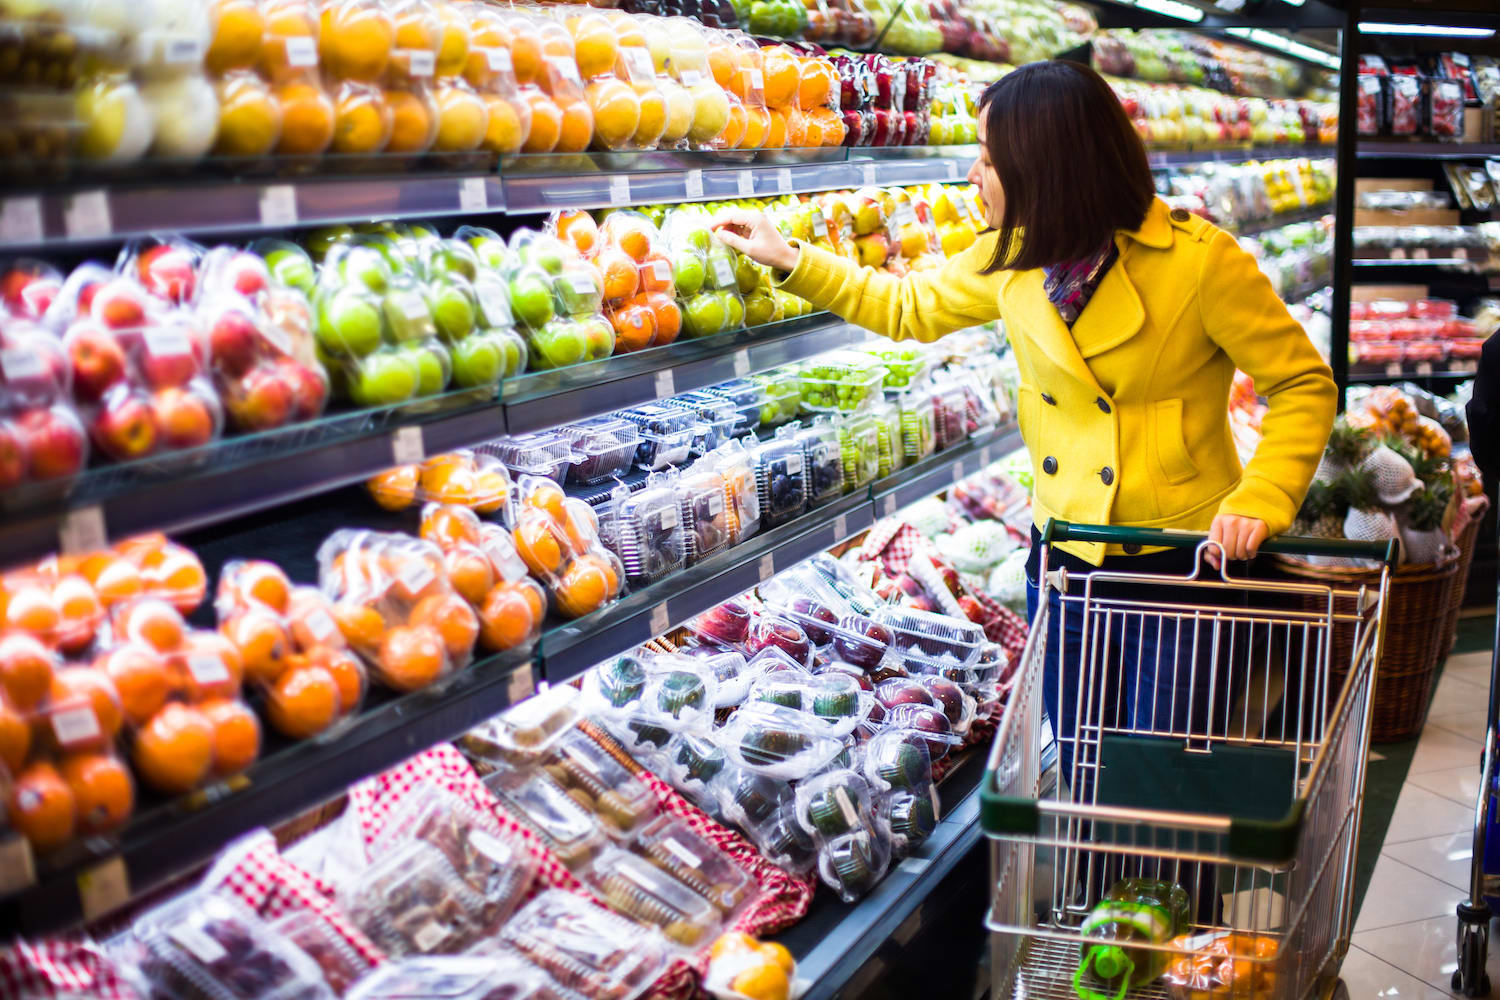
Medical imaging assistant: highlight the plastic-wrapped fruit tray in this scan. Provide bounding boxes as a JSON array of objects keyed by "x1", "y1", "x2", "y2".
[
  {"x1": 705, "y1": 379, "x2": 770, "y2": 437},
  {"x1": 480, "y1": 432, "x2": 579, "y2": 484},
  {"x1": 870, "y1": 605, "x2": 984, "y2": 669},
  {"x1": 797, "y1": 352, "x2": 884, "y2": 414},
  {"x1": 560, "y1": 418, "x2": 642, "y2": 485}
]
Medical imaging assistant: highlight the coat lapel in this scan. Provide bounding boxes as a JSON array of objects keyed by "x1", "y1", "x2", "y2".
[
  {"x1": 1001, "y1": 268, "x2": 1103, "y2": 393},
  {"x1": 1068, "y1": 246, "x2": 1145, "y2": 360}
]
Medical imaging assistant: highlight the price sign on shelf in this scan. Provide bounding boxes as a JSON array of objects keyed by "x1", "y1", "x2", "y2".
[
  {"x1": 78, "y1": 856, "x2": 129, "y2": 922},
  {"x1": 862, "y1": 163, "x2": 878, "y2": 187},
  {"x1": 649, "y1": 603, "x2": 671, "y2": 636},
  {"x1": 684, "y1": 169, "x2": 704, "y2": 200},
  {"x1": 946, "y1": 160, "x2": 960, "y2": 179},
  {"x1": 609, "y1": 175, "x2": 631, "y2": 207},
  {"x1": 776, "y1": 168, "x2": 792, "y2": 195},
  {"x1": 507, "y1": 662, "x2": 536, "y2": 702},
  {"x1": 737, "y1": 171, "x2": 755, "y2": 198},
  {"x1": 64, "y1": 191, "x2": 110, "y2": 240},
  {"x1": 259, "y1": 185, "x2": 298, "y2": 227},
  {"x1": 59, "y1": 506, "x2": 107, "y2": 556},
  {"x1": 881, "y1": 494, "x2": 897, "y2": 518},
  {"x1": 1416, "y1": 361, "x2": 1434, "y2": 376},
  {"x1": 758, "y1": 553, "x2": 775, "y2": 582},
  {"x1": 459, "y1": 176, "x2": 488, "y2": 212},
  {"x1": 733, "y1": 348, "x2": 750, "y2": 377},
  {"x1": 654, "y1": 369, "x2": 675, "y2": 399},
  {"x1": 834, "y1": 513, "x2": 848, "y2": 539},
  {"x1": 0, "y1": 198, "x2": 43, "y2": 245},
  {"x1": 0, "y1": 836, "x2": 34, "y2": 894},
  {"x1": 953, "y1": 459, "x2": 966, "y2": 481},
  {"x1": 391, "y1": 426, "x2": 425, "y2": 464}
]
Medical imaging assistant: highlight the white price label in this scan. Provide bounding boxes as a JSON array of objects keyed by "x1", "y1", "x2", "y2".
[
  {"x1": 478, "y1": 285, "x2": 512, "y2": 326},
  {"x1": 862, "y1": 164, "x2": 878, "y2": 186},
  {"x1": 609, "y1": 175, "x2": 631, "y2": 206},
  {"x1": 0, "y1": 198, "x2": 42, "y2": 245},
  {"x1": 953, "y1": 459, "x2": 965, "y2": 481},
  {"x1": 811, "y1": 209, "x2": 828, "y2": 239},
  {"x1": 712, "y1": 256, "x2": 734, "y2": 286},
  {"x1": 59, "y1": 505, "x2": 107, "y2": 555},
  {"x1": 758, "y1": 553, "x2": 775, "y2": 582},
  {"x1": 1461, "y1": 359, "x2": 1480, "y2": 373},
  {"x1": 834, "y1": 512, "x2": 848, "y2": 538},
  {"x1": 737, "y1": 171, "x2": 755, "y2": 198},
  {"x1": 654, "y1": 369, "x2": 675, "y2": 398},
  {"x1": 284, "y1": 35, "x2": 318, "y2": 67},
  {"x1": 569, "y1": 273, "x2": 597, "y2": 295},
  {"x1": 746, "y1": 69, "x2": 765, "y2": 91},
  {"x1": 652, "y1": 260, "x2": 672, "y2": 284},
  {"x1": 622, "y1": 47, "x2": 654, "y2": 82},
  {"x1": 404, "y1": 49, "x2": 436, "y2": 77},
  {"x1": 469, "y1": 830, "x2": 514, "y2": 867},
  {"x1": 412, "y1": 921, "x2": 448, "y2": 952},
  {"x1": 1387, "y1": 248, "x2": 1406, "y2": 261},
  {"x1": 658, "y1": 504, "x2": 679, "y2": 530},
  {"x1": 946, "y1": 160, "x2": 960, "y2": 179},
  {"x1": 649, "y1": 602, "x2": 670, "y2": 635},
  {"x1": 776, "y1": 168, "x2": 792, "y2": 195},
  {"x1": 834, "y1": 786, "x2": 859, "y2": 827},
  {"x1": 144, "y1": 325, "x2": 192, "y2": 358},
  {"x1": 929, "y1": 781, "x2": 941, "y2": 822},
  {"x1": 784, "y1": 453, "x2": 802, "y2": 475},
  {"x1": 895, "y1": 203, "x2": 917, "y2": 226},
  {"x1": 398, "y1": 560, "x2": 435, "y2": 596},
  {"x1": 260, "y1": 321, "x2": 292, "y2": 356},
  {"x1": 399, "y1": 291, "x2": 429, "y2": 321},
  {"x1": 303, "y1": 609, "x2": 338, "y2": 644},
  {"x1": 259, "y1": 185, "x2": 298, "y2": 227},
  {"x1": 732, "y1": 349, "x2": 750, "y2": 377},
  {"x1": 980, "y1": 446, "x2": 993, "y2": 467},
  {"x1": 65, "y1": 191, "x2": 110, "y2": 240},
  {"x1": 679, "y1": 69, "x2": 703, "y2": 87},
  {"x1": 1410, "y1": 247, "x2": 1429, "y2": 261},
  {"x1": 0, "y1": 836, "x2": 35, "y2": 894},
  {"x1": 881, "y1": 494, "x2": 897, "y2": 518},
  {"x1": 705, "y1": 492, "x2": 724, "y2": 517},
  {"x1": 187, "y1": 653, "x2": 230, "y2": 685},
  {"x1": 662, "y1": 836, "x2": 702, "y2": 868},
  {"x1": 391, "y1": 425, "x2": 425, "y2": 464},
  {"x1": 684, "y1": 169, "x2": 704, "y2": 200},
  {"x1": 1384, "y1": 363, "x2": 1402, "y2": 377},
  {"x1": 953, "y1": 198, "x2": 970, "y2": 221},
  {"x1": 507, "y1": 662, "x2": 536, "y2": 702},
  {"x1": 898, "y1": 855, "x2": 931, "y2": 874},
  {"x1": 459, "y1": 176, "x2": 488, "y2": 212},
  {"x1": 1416, "y1": 361, "x2": 1434, "y2": 376},
  {"x1": 78, "y1": 857, "x2": 129, "y2": 922},
  {"x1": 52, "y1": 705, "x2": 101, "y2": 748},
  {"x1": 0, "y1": 347, "x2": 45, "y2": 383},
  {"x1": 1453, "y1": 247, "x2": 1469, "y2": 260},
  {"x1": 163, "y1": 35, "x2": 204, "y2": 65},
  {"x1": 548, "y1": 55, "x2": 582, "y2": 88},
  {"x1": 484, "y1": 536, "x2": 528, "y2": 582},
  {"x1": 170, "y1": 924, "x2": 229, "y2": 965},
  {"x1": 484, "y1": 47, "x2": 513, "y2": 73}
]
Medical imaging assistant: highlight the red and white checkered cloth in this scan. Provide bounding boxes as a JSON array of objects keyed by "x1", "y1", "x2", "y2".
[{"x1": 0, "y1": 935, "x2": 139, "y2": 1000}]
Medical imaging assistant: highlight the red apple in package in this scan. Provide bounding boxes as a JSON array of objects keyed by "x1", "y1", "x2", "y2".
[
  {"x1": 0, "y1": 260, "x2": 63, "y2": 321},
  {"x1": 13, "y1": 403, "x2": 87, "y2": 480},
  {"x1": 197, "y1": 247, "x2": 272, "y2": 301},
  {"x1": 198, "y1": 286, "x2": 329, "y2": 431},
  {"x1": 129, "y1": 239, "x2": 202, "y2": 305},
  {"x1": 136, "y1": 313, "x2": 206, "y2": 390},
  {"x1": 89, "y1": 381, "x2": 160, "y2": 461},
  {"x1": 150, "y1": 382, "x2": 223, "y2": 449},
  {"x1": 1, "y1": 320, "x2": 70, "y2": 409},
  {"x1": 63, "y1": 317, "x2": 128, "y2": 403}
]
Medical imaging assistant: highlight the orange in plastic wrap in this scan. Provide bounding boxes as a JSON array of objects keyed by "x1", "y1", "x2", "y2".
[
  {"x1": 5, "y1": 583, "x2": 60, "y2": 641},
  {"x1": 202, "y1": 697, "x2": 262, "y2": 776},
  {"x1": 117, "y1": 597, "x2": 186, "y2": 653},
  {"x1": 332, "y1": 83, "x2": 394, "y2": 153},
  {"x1": 555, "y1": 209, "x2": 599, "y2": 255},
  {"x1": 377, "y1": 624, "x2": 446, "y2": 691},
  {"x1": 421, "y1": 503, "x2": 484, "y2": 548},
  {"x1": 0, "y1": 632, "x2": 55, "y2": 711},
  {"x1": 133, "y1": 702, "x2": 214, "y2": 795},
  {"x1": 215, "y1": 72, "x2": 284, "y2": 157},
  {"x1": 478, "y1": 579, "x2": 541, "y2": 651},
  {"x1": 47, "y1": 666, "x2": 123, "y2": 753},
  {"x1": 479, "y1": 93, "x2": 527, "y2": 154},
  {"x1": 411, "y1": 593, "x2": 479, "y2": 660},
  {"x1": 316, "y1": 648, "x2": 366, "y2": 712},
  {"x1": 567, "y1": 13, "x2": 618, "y2": 80},
  {"x1": 174, "y1": 632, "x2": 245, "y2": 702},
  {"x1": 97, "y1": 643, "x2": 172, "y2": 727},
  {"x1": 60, "y1": 751, "x2": 134, "y2": 836},
  {"x1": 555, "y1": 100, "x2": 593, "y2": 152},
  {"x1": 385, "y1": 87, "x2": 438, "y2": 153},
  {"x1": 368, "y1": 464, "x2": 420, "y2": 510},
  {"x1": 267, "y1": 664, "x2": 341, "y2": 739},
  {"x1": 319, "y1": 0, "x2": 395, "y2": 82},
  {"x1": 586, "y1": 77, "x2": 640, "y2": 150},
  {"x1": 522, "y1": 90, "x2": 563, "y2": 152},
  {"x1": 276, "y1": 81, "x2": 337, "y2": 155},
  {"x1": 444, "y1": 546, "x2": 496, "y2": 605},
  {"x1": 236, "y1": 561, "x2": 293, "y2": 614},
  {"x1": 258, "y1": 0, "x2": 319, "y2": 81},
  {"x1": 222, "y1": 607, "x2": 290, "y2": 686},
  {"x1": 333, "y1": 601, "x2": 386, "y2": 650},
  {"x1": 10, "y1": 761, "x2": 75, "y2": 851},
  {"x1": 0, "y1": 697, "x2": 30, "y2": 774},
  {"x1": 762, "y1": 48, "x2": 798, "y2": 109},
  {"x1": 207, "y1": 0, "x2": 267, "y2": 75},
  {"x1": 433, "y1": 81, "x2": 488, "y2": 152}
]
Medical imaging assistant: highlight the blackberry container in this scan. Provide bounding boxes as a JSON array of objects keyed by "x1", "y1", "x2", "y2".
[
  {"x1": 752, "y1": 436, "x2": 808, "y2": 527},
  {"x1": 559, "y1": 418, "x2": 641, "y2": 485},
  {"x1": 789, "y1": 420, "x2": 844, "y2": 508},
  {"x1": 610, "y1": 480, "x2": 687, "y2": 585},
  {"x1": 677, "y1": 468, "x2": 731, "y2": 564},
  {"x1": 665, "y1": 391, "x2": 740, "y2": 457},
  {"x1": 704, "y1": 378, "x2": 770, "y2": 437},
  {"x1": 620, "y1": 404, "x2": 700, "y2": 471}
]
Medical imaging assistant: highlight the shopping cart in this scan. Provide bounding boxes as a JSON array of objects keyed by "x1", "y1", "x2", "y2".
[
  {"x1": 1454, "y1": 585, "x2": 1500, "y2": 997},
  {"x1": 981, "y1": 520, "x2": 1394, "y2": 1000}
]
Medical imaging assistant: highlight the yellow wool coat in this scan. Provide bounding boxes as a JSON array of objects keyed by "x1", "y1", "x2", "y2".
[{"x1": 777, "y1": 197, "x2": 1338, "y2": 564}]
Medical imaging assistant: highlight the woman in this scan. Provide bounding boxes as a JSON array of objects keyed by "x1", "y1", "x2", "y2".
[{"x1": 714, "y1": 61, "x2": 1336, "y2": 768}]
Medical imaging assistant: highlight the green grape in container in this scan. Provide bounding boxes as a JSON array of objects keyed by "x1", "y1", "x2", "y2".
[
  {"x1": 897, "y1": 388, "x2": 937, "y2": 463},
  {"x1": 835, "y1": 413, "x2": 880, "y2": 494},
  {"x1": 871, "y1": 399, "x2": 905, "y2": 479}
]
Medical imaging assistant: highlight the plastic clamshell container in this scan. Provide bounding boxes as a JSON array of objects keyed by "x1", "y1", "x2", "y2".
[
  {"x1": 642, "y1": 660, "x2": 720, "y2": 729},
  {"x1": 621, "y1": 405, "x2": 699, "y2": 471},
  {"x1": 582, "y1": 654, "x2": 650, "y2": 716},
  {"x1": 911, "y1": 674, "x2": 978, "y2": 736},
  {"x1": 863, "y1": 343, "x2": 932, "y2": 389},
  {"x1": 459, "y1": 685, "x2": 581, "y2": 764},
  {"x1": 112, "y1": 891, "x2": 333, "y2": 1000},
  {"x1": 883, "y1": 706, "x2": 964, "y2": 761},
  {"x1": 869, "y1": 606, "x2": 984, "y2": 670},
  {"x1": 746, "y1": 670, "x2": 873, "y2": 739},
  {"x1": 756, "y1": 563, "x2": 860, "y2": 622},
  {"x1": 584, "y1": 848, "x2": 724, "y2": 950},
  {"x1": 697, "y1": 649, "x2": 751, "y2": 706},
  {"x1": 861, "y1": 728, "x2": 933, "y2": 795},
  {"x1": 793, "y1": 422, "x2": 844, "y2": 508},
  {"x1": 500, "y1": 889, "x2": 671, "y2": 1000},
  {"x1": 794, "y1": 769, "x2": 878, "y2": 842},
  {"x1": 270, "y1": 911, "x2": 376, "y2": 997},
  {"x1": 751, "y1": 370, "x2": 802, "y2": 426},
  {"x1": 668, "y1": 392, "x2": 740, "y2": 456},
  {"x1": 930, "y1": 383, "x2": 969, "y2": 450},
  {"x1": 807, "y1": 553, "x2": 884, "y2": 616},
  {"x1": 682, "y1": 599, "x2": 753, "y2": 646},
  {"x1": 631, "y1": 814, "x2": 757, "y2": 916},
  {"x1": 663, "y1": 731, "x2": 731, "y2": 792},
  {"x1": 481, "y1": 768, "x2": 608, "y2": 871},
  {"x1": 560, "y1": 419, "x2": 642, "y2": 485},
  {"x1": 751, "y1": 436, "x2": 807, "y2": 527},
  {"x1": 818, "y1": 829, "x2": 892, "y2": 903},
  {"x1": 612, "y1": 483, "x2": 688, "y2": 584},
  {"x1": 797, "y1": 351, "x2": 884, "y2": 414},
  {"x1": 885, "y1": 789, "x2": 940, "y2": 854},
  {"x1": 871, "y1": 400, "x2": 905, "y2": 479},
  {"x1": 479, "y1": 432, "x2": 578, "y2": 484},
  {"x1": 721, "y1": 701, "x2": 846, "y2": 780},
  {"x1": 678, "y1": 470, "x2": 731, "y2": 564},
  {"x1": 705, "y1": 378, "x2": 769, "y2": 436},
  {"x1": 835, "y1": 414, "x2": 880, "y2": 493},
  {"x1": 897, "y1": 390, "x2": 938, "y2": 463},
  {"x1": 340, "y1": 840, "x2": 496, "y2": 958},
  {"x1": 540, "y1": 728, "x2": 658, "y2": 839},
  {"x1": 345, "y1": 954, "x2": 551, "y2": 999},
  {"x1": 707, "y1": 766, "x2": 816, "y2": 874}
]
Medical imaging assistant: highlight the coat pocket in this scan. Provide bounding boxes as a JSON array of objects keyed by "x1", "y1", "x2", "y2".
[{"x1": 1152, "y1": 398, "x2": 1199, "y2": 485}]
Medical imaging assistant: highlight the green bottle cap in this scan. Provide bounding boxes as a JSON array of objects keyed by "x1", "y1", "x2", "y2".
[{"x1": 1092, "y1": 945, "x2": 1130, "y2": 981}]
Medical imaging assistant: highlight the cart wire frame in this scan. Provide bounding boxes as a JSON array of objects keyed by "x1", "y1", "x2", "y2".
[{"x1": 981, "y1": 521, "x2": 1392, "y2": 1000}]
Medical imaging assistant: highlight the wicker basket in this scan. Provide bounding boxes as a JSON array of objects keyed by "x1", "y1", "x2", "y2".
[
  {"x1": 1437, "y1": 496, "x2": 1491, "y2": 657},
  {"x1": 1276, "y1": 548, "x2": 1461, "y2": 743}
]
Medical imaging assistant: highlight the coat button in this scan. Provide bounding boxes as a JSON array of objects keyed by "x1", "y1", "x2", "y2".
[
  {"x1": 1100, "y1": 466, "x2": 1114, "y2": 486},
  {"x1": 1096, "y1": 397, "x2": 1111, "y2": 414},
  {"x1": 1042, "y1": 392, "x2": 1056, "y2": 406},
  {"x1": 1170, "y1": 208, "x2": 1191, "y2": 222},
  {"x1": 1123, "y1": 543, "x2": 1141, "y2": 555},
  {"x1": 1042, "y1": 456, "x2": 1058, "y2": 476}
]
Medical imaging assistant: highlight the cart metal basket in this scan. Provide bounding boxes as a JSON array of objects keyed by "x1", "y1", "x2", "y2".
[{"x1": 981, "y1": 521, "x2": 1395, "y2": 1000}]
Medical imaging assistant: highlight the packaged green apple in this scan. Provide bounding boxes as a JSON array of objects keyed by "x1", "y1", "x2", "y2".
[
  {"x1": 310, "y1": 251, "x2": 422, "y2": 410},
  {"x1": 504, "y1": 228, "x2": 613, "y2": 370},
  {"x1": 661, "y1": 206, "x2": 745, "y2": 338},
  {"x1": 375, "y1": 270, "x2": 454, "y2": 399}
]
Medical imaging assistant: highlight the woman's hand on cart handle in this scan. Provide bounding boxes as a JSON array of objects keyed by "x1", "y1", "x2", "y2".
[
  {"x1": 710, "y1": 209, "x2": 800, "y2": 273},
  {"x1": 1206, "y1": 514, "x2": 1269, "y2": 569}
]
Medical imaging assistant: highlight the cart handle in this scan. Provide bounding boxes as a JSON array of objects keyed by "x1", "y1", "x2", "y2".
[{"x1": 1040, "y1": 519, "x2": 1399, "y2": 567}]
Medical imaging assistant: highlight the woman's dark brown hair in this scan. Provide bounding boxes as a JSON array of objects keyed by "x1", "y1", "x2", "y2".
[{"x1": 978, "y1": 60, "x2": 1155, "y2": 273}]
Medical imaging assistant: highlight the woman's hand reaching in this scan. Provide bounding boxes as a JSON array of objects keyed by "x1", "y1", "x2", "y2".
[{"x1": 710, "y1": 209, "x2": 799, "y2": 273}]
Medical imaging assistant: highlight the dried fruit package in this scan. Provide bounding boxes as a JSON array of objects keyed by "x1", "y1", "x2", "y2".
[
  {"x1": 539, "y1": 726, "x2": 658, "y2": 839},
  {"x1": 417, "y1": 502, "x2": 545, "y2": 654},
  {"x1": 500, "y1": 889, "x2": 671, "y2": 1000},
  {"x1": 216, "y1": 560, "x2": 365, "y2": 741},
  {"x1": 346, "y1": 954, "x2": 552, "y2": 1000},
  {"x1": 317, "y1": 528, "x2": 477, "y2": 690},
  {"x1": 512, "y1": 476, "x2": 626, "y2": 619},
  {"x1": 482, "y1": 764, "x2": 609, "y2": 871}
]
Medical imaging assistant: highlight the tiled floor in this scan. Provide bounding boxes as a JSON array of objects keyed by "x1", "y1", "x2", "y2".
[{"x1": 1348, "y1": 648, "x2": 1493, "y2": 997}]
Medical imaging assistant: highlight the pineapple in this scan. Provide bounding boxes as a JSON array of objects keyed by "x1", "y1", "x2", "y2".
[
  {"x1": 1314, "y1": 418, "x2": 1371, "y2": 484},
  {"x1": 1400, "y1": 485, "x2": 1451, "y2": 566},
  {"x1": 1296, "y1": 479, "x2": 1346, "y2": 539},
  {"x1": 1341, "y1": 465, "x2": 1402, "y2": 563}
]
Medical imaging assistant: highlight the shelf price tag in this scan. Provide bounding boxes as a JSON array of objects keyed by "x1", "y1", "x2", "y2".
[
  {"x1": 898, "y1": 856, "x2": 932, "y2": 875},
  {"x1": 684, "y1": 169, "x2": 704, "y2": 200},
  {"x1": 653, "y1": 369, "x2": 675, "y2": 399},
  {"x1": 862, "y1": 163, "x2": 878, "y2": 187},
  {"x1": 0, "y1": 198, "x2": 43, "y2": 245},
  {"x1": 834, "y1": 512, "x2": 848, "y2": 539},
  {"x1": 609, "y1": 175, "x2": 631, "y2": 206},
  {"x1": 459, "y1": 177, "x2": 488, "y2": 212},
  {"x1": 0, "y1": 835, "x2": 35, "y2": 894},
  {"x1": 507, "y1": 662, "x2": 536, "y2": 703},
  {"x1": 732, "y1": 348, "x2": 750, "y2": 377},
  {"x1": 77, "y1": 856, "x2": 130, "y2": 922},
  {"x1": 59, "y1": 505, "x2": 107, "y2": 556},
  {"x1": 776, "y1": 168, "x2": 792, "y2": 195},
  {"x1": 391, "y1": 426, "x2": 425, "y2": 464},
  {"x1": 737, "y1": 171, "x2": 755, "y2": 198},
  {"x1": 649, "y1": 602, "x2": 670, "y2": 636},
  {"x1": 953, "y1": 459, "x2": 965, "y2": 482},
  {"x1": 980, "y1": 445, "x2": 993, "y2": 467},
  {"x1": 758, "y1": 553, "x2": 775, "y2": 582},
  {"x1": 881, "y1": 494, "x2": 897, "y2": 518},
  {"x1": 259, "y1": 185, "x2": 298, "y2": 227},
  {"x1": 1416, "y1": 362, "x2": 1434, "y2": 376},
  {"x1": 1384, "y1": 363, "x2": 1402, "y2": 377},
  {"x1": 64, "y1": 191, "x2": 110, "y2": 240}
]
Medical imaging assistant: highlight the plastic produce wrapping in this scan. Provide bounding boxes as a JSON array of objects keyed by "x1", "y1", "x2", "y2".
[{"x1": 511, "y1": 476, "x2": 626, "y2": 619}]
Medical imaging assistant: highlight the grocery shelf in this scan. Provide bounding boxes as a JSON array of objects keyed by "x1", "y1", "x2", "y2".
[
  {"x1": 1144, "y1": 145, "x2": 1335, "y2": 168},
  {"x1": 0, "y1": 313, "x2": 866, "y2": 572},
  {"x1": 1357, "y1": 141, "x2": 1500, "y2": 160},
  {"x1": 1348, "y1": 360, "x2": 1480, "y2": 383},
  {"x1": 0, "y1": 646, "x2": 536, "y2": 938},
  {"x1": 1352, "y1": 257, "x2": 1488, "y2": 271},
  {"x1": 777, "y1": 748, "x2": 987, "y2": 1000},
  {"x1": 1230, "y1": 206, "x2": 1332, "y2": 238},
  {"x1": 500, "y1": 313, "x2": 861, "y2": 435}
]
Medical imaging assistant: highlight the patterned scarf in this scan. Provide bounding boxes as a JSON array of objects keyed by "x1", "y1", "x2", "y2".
[{"x1": 1042, "y1": 239, "x2": 1118, "y2": 327}]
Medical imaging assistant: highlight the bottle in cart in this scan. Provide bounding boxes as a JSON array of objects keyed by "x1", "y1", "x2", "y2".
[{"x1": 1074, "y1": 877, "x2": 1190, "y2": 1000}]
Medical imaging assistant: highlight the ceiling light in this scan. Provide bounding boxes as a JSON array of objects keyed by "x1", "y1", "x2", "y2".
[
  {"x1": 1225, "y1": 26, "x2": 1339, "y2": 69},
  {"x1": 1135, "y1": 0, "x2": 1206, "y2": 22},
  {"x1": 1358, "y1": 22, "x2": 1496, "y2": 37},
  {"x1": 1276, "y1": 0, "x2": 1307, "y2": 6}
]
